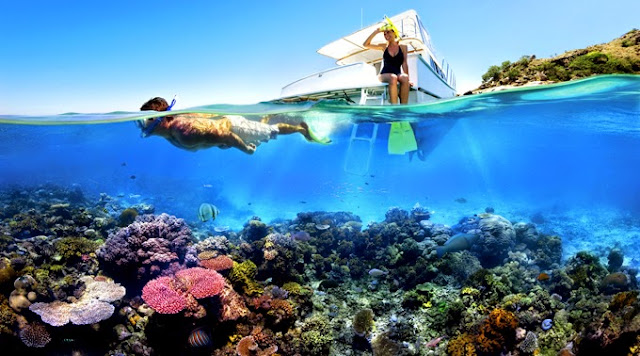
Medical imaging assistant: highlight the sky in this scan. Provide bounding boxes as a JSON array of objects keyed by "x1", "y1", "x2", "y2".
[{"x1": 1, "y1": 0, "x2": 638, "y2": 115}]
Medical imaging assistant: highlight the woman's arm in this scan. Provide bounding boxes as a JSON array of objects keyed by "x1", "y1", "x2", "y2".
[{"x1": 363, "y1": 27, "x2": 386, "y2": 50}]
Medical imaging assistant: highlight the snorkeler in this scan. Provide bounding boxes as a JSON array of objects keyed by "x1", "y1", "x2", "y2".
[{"x1": 138, "y1": 97, "x2": 330, "y2": 154}]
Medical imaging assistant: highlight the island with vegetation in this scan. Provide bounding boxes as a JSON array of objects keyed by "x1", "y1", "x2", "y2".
[{"x1": 470, "y1": 29, "x2": 640, "y2": 94}]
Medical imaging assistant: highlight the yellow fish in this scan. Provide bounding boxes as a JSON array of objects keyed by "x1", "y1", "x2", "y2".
[{"x1": 198, "y1": 203, "x2": 219, "y2": 222}]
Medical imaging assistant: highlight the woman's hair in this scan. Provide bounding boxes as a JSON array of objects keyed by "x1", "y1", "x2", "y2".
[{"x1": 140, "y1": 97, "x2": 169, "y2": 111}]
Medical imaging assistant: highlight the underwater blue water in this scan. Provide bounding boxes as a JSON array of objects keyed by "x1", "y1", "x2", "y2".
[{"x1": 1, "y1": 74, "x2": 639, "y2": 265}]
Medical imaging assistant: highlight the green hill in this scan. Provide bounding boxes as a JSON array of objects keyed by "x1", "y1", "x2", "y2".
[{"x1": 471, "y1": 29, "x2": 640, "y2": 94}]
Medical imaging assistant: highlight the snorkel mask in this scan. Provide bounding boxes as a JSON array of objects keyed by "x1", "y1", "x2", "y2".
[
  {"x1": 138, "y1": 96, "x2": 176, "y2": 138},
  {"x1": 380, "y1": 16, "x2": 400, "y2": 39}
]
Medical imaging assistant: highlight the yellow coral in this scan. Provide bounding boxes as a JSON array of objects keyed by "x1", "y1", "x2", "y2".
[
  {"x1": 129, "y1": 315, "x2": 141, "y2": 326},
  {"x1": 461, "y1": 287, "x2": 480, "y2": 296},
  {"x1": 447, "y1": 333, "x2": 477, "y2": 356},
  {"x1": 229, "y1": 260, "x2": 262, "y2": 296}
]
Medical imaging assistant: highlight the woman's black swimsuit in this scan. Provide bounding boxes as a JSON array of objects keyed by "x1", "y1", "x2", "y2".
[{"x1": 380, "y1": 46, "x2": 404, "y2": 75}]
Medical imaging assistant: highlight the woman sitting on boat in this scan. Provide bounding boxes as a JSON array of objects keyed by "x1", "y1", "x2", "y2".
[
  {"x1": 137, "y1": 97, "x2": 329, "y2": 154},
  {"x1": 363, "y1": 24, "x2": 412, "y2": 104}
]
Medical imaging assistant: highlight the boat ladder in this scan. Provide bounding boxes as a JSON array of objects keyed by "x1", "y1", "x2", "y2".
[
  {"x1": 359, "y1": 86, "x2": 387, "y2": 105},
  {"x1": 344, "y1": 122, "x2": 379, "y2": 176}
]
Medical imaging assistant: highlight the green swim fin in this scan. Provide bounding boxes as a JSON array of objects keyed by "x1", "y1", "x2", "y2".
[
  {"x1": 305, "y1": 124, "x2": 332, "y2": 144},
  {"x1": 388, "y1": 121, "x2": 417, "y2": 154}
]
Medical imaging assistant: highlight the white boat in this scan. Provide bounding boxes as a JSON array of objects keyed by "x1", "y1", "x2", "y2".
[{"x1": 279, "y1": 9, "x2": 456, "y2": 105}]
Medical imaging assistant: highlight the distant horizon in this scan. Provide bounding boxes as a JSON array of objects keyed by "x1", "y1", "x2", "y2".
[{"x1": 1, "y1": 1, "x2": 638, "y2": 115}]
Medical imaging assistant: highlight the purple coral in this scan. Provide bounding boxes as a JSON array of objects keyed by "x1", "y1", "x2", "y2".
[{"x1": 97, "y1": 213, "x2": 193, "y2": 281}]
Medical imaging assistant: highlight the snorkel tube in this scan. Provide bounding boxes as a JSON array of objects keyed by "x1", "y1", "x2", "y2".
[
  {"x1": 380, "y1": 15, "x2": 400, "y2": 40},
  {"x1": 140, "y1": 96, "x2": 176, "y2": 138}
]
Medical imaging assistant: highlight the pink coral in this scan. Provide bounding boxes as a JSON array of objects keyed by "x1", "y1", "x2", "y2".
[
  {"x1": 141, "y1": 276, "x2": 186, "y2": 314},
  {"x1": 175, "y1": 267, "x2": 225, "y2": 299}
]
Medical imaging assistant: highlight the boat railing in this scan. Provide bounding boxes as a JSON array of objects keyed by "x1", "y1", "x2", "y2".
[{"x1": 398, "y1": 14, "x2": 455, "y2": 90}]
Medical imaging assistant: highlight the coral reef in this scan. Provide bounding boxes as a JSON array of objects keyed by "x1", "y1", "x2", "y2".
[
  {"x1": 0, "y1": 188, "x2": 639, "y2": 356},
  {"x1": 97, "y1": 213, "x2": 193, "y2": 285}
]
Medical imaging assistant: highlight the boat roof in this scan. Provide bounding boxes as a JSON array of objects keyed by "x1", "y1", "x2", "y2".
[{"x1": 317, "y1": 9, "x2": 437, "y2": 66}]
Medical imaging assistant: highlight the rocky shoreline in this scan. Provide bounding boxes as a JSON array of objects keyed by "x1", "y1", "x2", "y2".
[{"x1": 466, "y1": 29, "x2": 640, "y2": 95}]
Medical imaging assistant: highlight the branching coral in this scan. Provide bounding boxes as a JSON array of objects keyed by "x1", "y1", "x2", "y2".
[
  {"x1": 97, "y1": 213, "x2": 193, "y2": 282},
  {"x1": 476, "y1": 308, "x2": 518, "y2": 353},
  {"x1": 446, "y1": 333, "x2": 477, "y2": 356}
]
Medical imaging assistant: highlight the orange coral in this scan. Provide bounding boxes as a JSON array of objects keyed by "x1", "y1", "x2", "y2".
[
  {"x1": 609, "y1": 291, "x2": 638, "y2": 311},
  {"x1": 476, "y1": 308, "x2": 518, "y2": 353},
  {"x1": 536, "y1": 272, "x2": 550, "y2": 281},
  {"x1": 268, "y1": 299, "x2": 294, "y2": 322},
  {"x1": 446, "y1": 333, "x2": 477, "y2": 356},
  {"x1": 236, "y1": 335, "x2": 258, "y2": 356},
  {"x1": 236, "y1": 335, "x2": 278, "y2": 356},
  {"x1": 252, "y1": 295, "x2": 272, "y2": 310},
  {"x1": 200, "y1": 255, "x2": 235, "y2": 271}
]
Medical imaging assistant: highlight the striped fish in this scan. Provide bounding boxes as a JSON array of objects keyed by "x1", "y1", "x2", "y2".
[
  {"x1": 187, "y1": 327, "x2": 211, "y2": 348},
  {"x1": 197, "y1": 203, "x2": 219, "y2": 222}
]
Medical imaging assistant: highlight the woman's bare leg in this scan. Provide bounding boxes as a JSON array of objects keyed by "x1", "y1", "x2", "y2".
[
  {"x1": 379, "y1": 73, "x2": 398, "y2": 104},
  {"x1": 398, "y1": 74, "x2": 410, "y2": 104},
  {"x1": 276, "y1": 123, "x2": 305, "y2": 136}
]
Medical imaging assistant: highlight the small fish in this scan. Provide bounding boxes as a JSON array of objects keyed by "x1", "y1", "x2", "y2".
[
  {"x1": 202, "y1": 184, "x2": 213, "y2": 188},
  {"x1": 121, "y1": 162, "x2": 127, "y2": 166},
  {"x1": 315, "y1": 224, "x2": 330, "y2": 230},
  {"x1": 129, "y1": 175, "x2": 136, "y2": 180},
  {"x1": 455, "y1": 197, "x2": 467, "y2": 203},
  {"x1": 198, "y1": 203, "x2": 219, "y2": 222},
  {"x1": 368, "y1": 268, "x2": 388, "y2": 277},
  {"x1": 300, "y1": 200, "x2": 307, "y2": 204},
  {"x1": 128, "y1": 194, "x2": 141, "y2": 199},
  {"x1": 248, "y1": 202, "x2": 252, "y2": 205},
  {"x1": 365, "y1": 182, "x2": 369, "y2": 185},
  {"x1": 214, "y1": 226, "x2": 230, "y2": 233},
  {"x1": 425, "y1": 335, "x2": 446, "y2": 348},
  {"x1": 187, "y1": 327, "x2": 211, "y2": 348}
]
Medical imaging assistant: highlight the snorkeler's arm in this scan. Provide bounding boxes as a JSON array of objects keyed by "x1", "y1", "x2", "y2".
[
  {"x1": 225, "y1": 133, "x2": 256, "y2": 155},
  {"x1": 363, "y1": 28, "x2": 386, "y2": 50}
]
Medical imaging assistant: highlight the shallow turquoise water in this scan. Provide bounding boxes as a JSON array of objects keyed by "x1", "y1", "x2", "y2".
[{"x1": 1, "y1": 74, "x2": 639, "y2": 264}]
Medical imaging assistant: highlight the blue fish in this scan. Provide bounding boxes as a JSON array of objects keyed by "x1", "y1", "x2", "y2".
[{"x1": 187, "y1": 327, "x2": 211, "y2": 348}]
